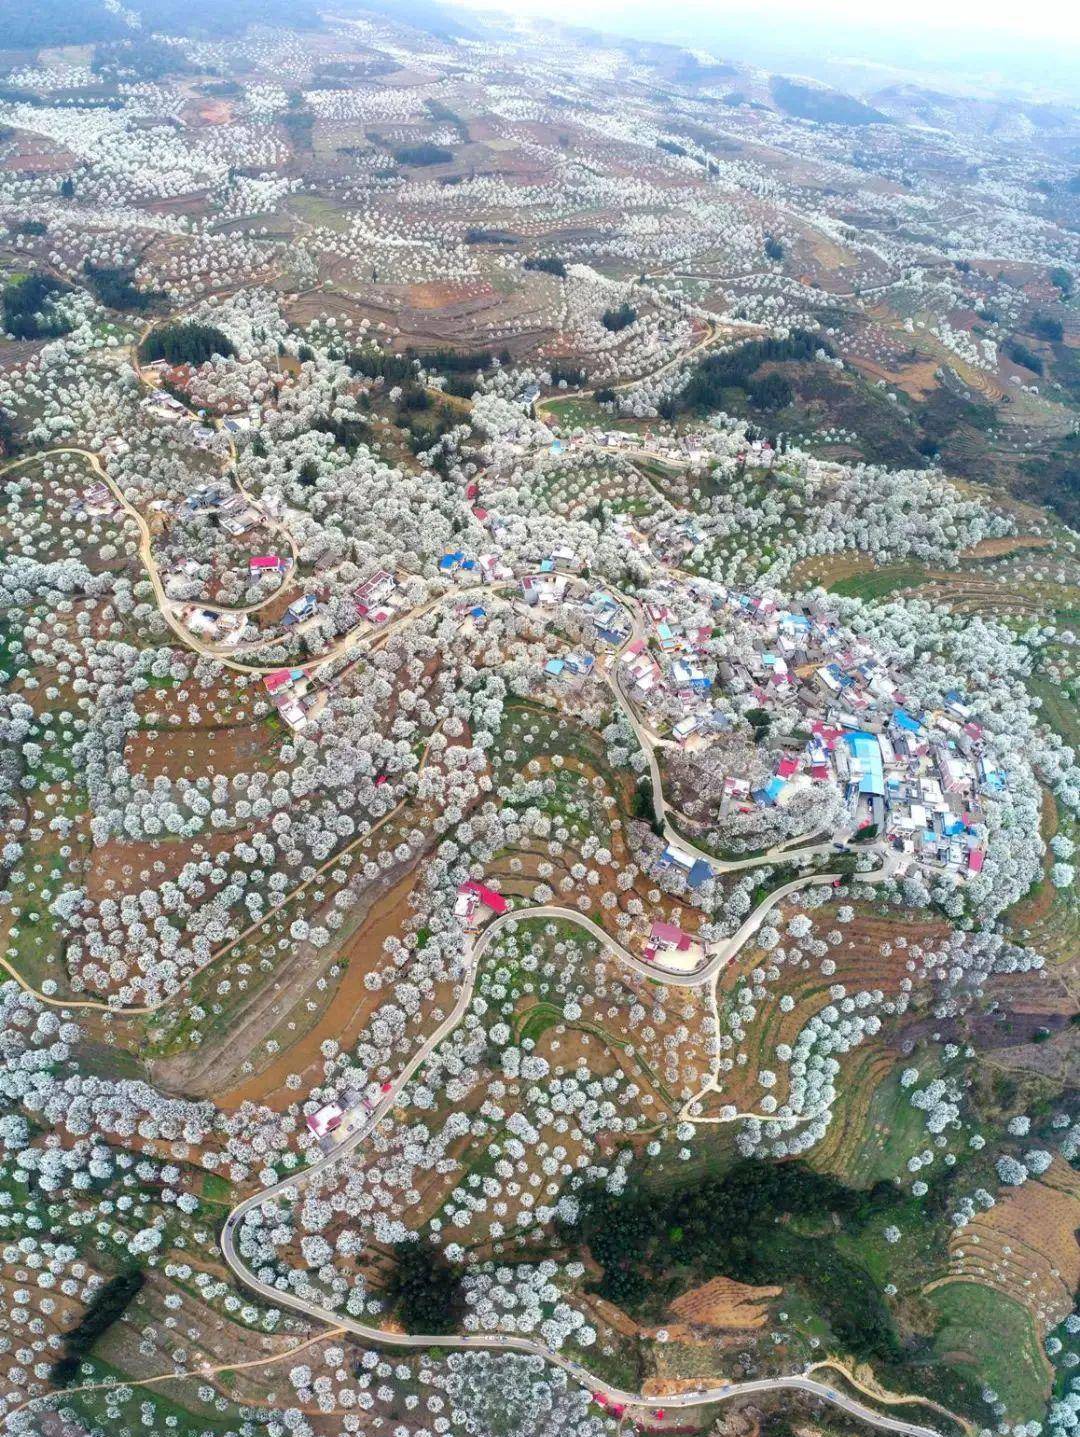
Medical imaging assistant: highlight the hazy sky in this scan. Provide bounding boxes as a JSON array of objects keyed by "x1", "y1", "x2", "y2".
[
  {"x1": 467, "y1": 0, "x2": 1080, "y2": 43},
  {"x1": 453, "y1": 0, "x2": 1080, "y2": 99}
]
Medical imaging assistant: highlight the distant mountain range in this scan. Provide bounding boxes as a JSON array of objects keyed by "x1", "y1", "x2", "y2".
[
  {"x1": 2, "y1": 0, "x2": 1076, "y2": 150},
  {"x1": 867, "y1": 83, "x2": 1080, "y2": 142}
]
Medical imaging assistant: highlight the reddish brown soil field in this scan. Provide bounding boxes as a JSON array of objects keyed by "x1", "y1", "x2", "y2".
[{"x1": 124, "y1": 719, "x2": 279, "y2": 783}]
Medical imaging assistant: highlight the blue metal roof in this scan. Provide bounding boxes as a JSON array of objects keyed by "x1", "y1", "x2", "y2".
[{"x1": 844, "y1": 730, "x2": 884, "y2": 796}]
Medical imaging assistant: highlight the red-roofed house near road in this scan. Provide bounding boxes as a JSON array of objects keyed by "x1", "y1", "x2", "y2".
[
  {"x1": 461, "y1": 880, "x2": 509, "y2": 914},
  {"x1": 649, "y1": 920, "x2": 692, "y2": 952},
  {"x1": 306, "y1": 1103, "x2": 343, "y2": 1139}
]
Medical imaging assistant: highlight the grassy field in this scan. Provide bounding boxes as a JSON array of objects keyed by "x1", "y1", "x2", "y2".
[
  {"x1": 923, "y1": 1281, "x2": 1051, "y2": 1423},
  {"x1": 829, "y1": 564, "x2": 931, "y2": 601},
  {"x1": 1028, "y1": 670, "x2": 1080, "y2": 751},
  {"x1": 844, "y1": 1064, "x2": 939, "y2": 1187},
  {"x1": 541, "y1": 396, "x2": 602, "y2": 426},
  {"x1": 201, "y1": 1171, "x2": 234, "y2": 1203},
  {"x1": 289, "y1": 193, "x2": 352, "y2": 232},
  {"x1": 494, "y1": 701, "x2": 623, "y2": 799},
  {"x1": 54, "y1": 1357, "x2": 242, "y2": 1436}
]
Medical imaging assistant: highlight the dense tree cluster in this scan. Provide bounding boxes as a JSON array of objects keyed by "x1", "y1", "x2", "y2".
[
  {"x1": 82, "y1": 259, "x2": 164, "y2": 313},
  {"x1": 679, "y1": 329, "x2": 829, "y2": 413},
  {"x1": 1, "y1": 273, "x2": 73, "y2": 340},
  {"x1": 569, "y1": 1161, "x2": 906, "y2": 1359},
  {"x1": 601, "y1": 303, "x2": 636, "y2": 333},
  {"x1": 140, "y1": 322, "x2": 237, "y2": 366},
  {"x1": 50, "y1": 1268, "x2": 145, "y2": 1384},
  {"x1": 386, "y1": 1241, "x2": 463, "y2": 1334}
]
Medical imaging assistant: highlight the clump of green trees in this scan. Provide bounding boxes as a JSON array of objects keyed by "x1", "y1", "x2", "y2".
[
  {"x1": 524, "y1": 256, "x2": 567, "y2": 277},
  {"x1": 348, "y1": 345, "x2": 508, "y2": 386},
  {"x1": 83, "y1": 260, "x2": 164, "y2": 313},
  {"x1": 1005, "y1": 338, "x2": 1043, "y2": 375},
  {"x1": 550, "y1": 362, "x2": 587, "y2": 386},
  {"x1": 678, "y1": 328, "x2": 825, "y2": 413},
  {"x1": 1049, "y1": 266, "x2": 1073, "y2": 299},
  {"x1": 565, "y1": 1159, "x2": 924, "y2": 1362},
  {"x1": 140, "y1": 322, "x2": 235, "y2": 366},
  {"x1": 1031, "y1": 313, "x2": 1063, "y2": 343},
  {"x1": 602, "y1": 302, "x2": 636, "y2": 332},
  {"x1": 748, "y1": 372, "x2": 793, "y2": 410},
  {"x1": 2, "y1": 273, "x2": 72, "y2": 340},
  {"x1": 394, "y1": 143, "x2": 453, "y2": 166},
  {"x1": 465, "y1": 227, "x2": 518, "y2": 244},
  {"x1": 387, "y1": 1242, "x2": 462, "y2": 1334},
  {"x1": 416, "y1": 346, "x2": 509, "y2": 373},
  {"x1": 348, "y1": 347, "x2": 415, "y2": 383}
]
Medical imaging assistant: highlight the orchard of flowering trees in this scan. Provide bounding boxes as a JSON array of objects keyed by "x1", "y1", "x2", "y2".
[{"x1": 0, "y1": 14, "x2": 1077, "y2": 1437}]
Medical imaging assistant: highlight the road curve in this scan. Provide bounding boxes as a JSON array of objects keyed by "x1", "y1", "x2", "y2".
[
  {"x1": 219, "y1": 872, "x2": 940, "y2": 1437},
  {"x1": 8, "y1": 441, "x2": 936, "y2": 1433},
  {"x1": 599, "y1": 608, "x2": 878, "y2": 879},
  {"x1": 7, "y1": 392, "x2": 942, "y2": 1437},
  {"x1": 535, "y1": 320, "x2": 728, "y2": 418}
]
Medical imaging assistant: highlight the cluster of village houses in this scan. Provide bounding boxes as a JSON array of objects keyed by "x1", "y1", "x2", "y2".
[
  {"x1": 257, "y1": 567, "x2": 423, "y2": 732},
  {"x1": 593, "y1": 428, "x2": 776, "y2": 465},
  {"x1": 519, "y1": 558, "x2": 994, "y2": 884},
  {"x1": 79, "y1": 362, "x2": 997, "y2": 880},
  {"x1": 622, "y1": 584, "x2": 992, "y2": 882},
  {"x1": 140, "y1": 373, "x2": 234, "y2": 453},
  {"x1": 142, "y1": 358, "x2": 261, "y2": 429}
]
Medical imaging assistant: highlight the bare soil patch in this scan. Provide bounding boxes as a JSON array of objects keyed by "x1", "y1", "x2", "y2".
[
  {"x1": 204, "y1": 864, "x2": 424, "y2": 1109},
  {"x1": 668, "y1": 1275, "x2": 781, "y2": 1331},
  {"x1": 87, "y1": 828, "x2": 248, "y2": 903},
  {"x1": 124, "y1": 719, "x2": 278, "y2": 783},
  {"x1": 849, "y1": 354, "x2": 941, "y2": 399},
  {"x1": 195, "y1": 99, "x2": 234, "y2": 125},
  {"x1": 961, "y1": 535, "x2": 1052, "y2": 560}
]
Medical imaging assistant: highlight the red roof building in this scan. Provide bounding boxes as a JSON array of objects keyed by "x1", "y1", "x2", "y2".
[
  {"x1": 306, "y1": 1103, "x2": 343, "y2": 1139},
  {"x1": 462, "y1": 880, "x2": 509, "y2": 915},
  {"x1": 263, "y1": 669, "x2": 292, "y2": 694},
  {"x1": 649, "y1": 920, "x2": 692, "y2": 952}
]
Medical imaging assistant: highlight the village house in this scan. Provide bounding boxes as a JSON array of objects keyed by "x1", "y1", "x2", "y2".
[
  {"x1": 353, "y1": 568, "x2": 397, "y2": 617},
  {"x1": 455, "y1": 880, "x2": 510, "y2": 929},
  {"x1": 180, "y1": 606, "x2": 249, "y2": 647}
]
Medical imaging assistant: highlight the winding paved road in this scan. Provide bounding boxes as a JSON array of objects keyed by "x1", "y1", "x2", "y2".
[
  {"x1": 11, "y1": 350, "x2": 929, "y2": 1431},
  {"x1": 220, "y1": 855, "x2": 927, "y2": 1436},
  {"x1": 599, "y1": 586, "x2": 880, "y2": 879},
  {"x1": 535, "y1": 319, "x2": 734, "y2": 420}
]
